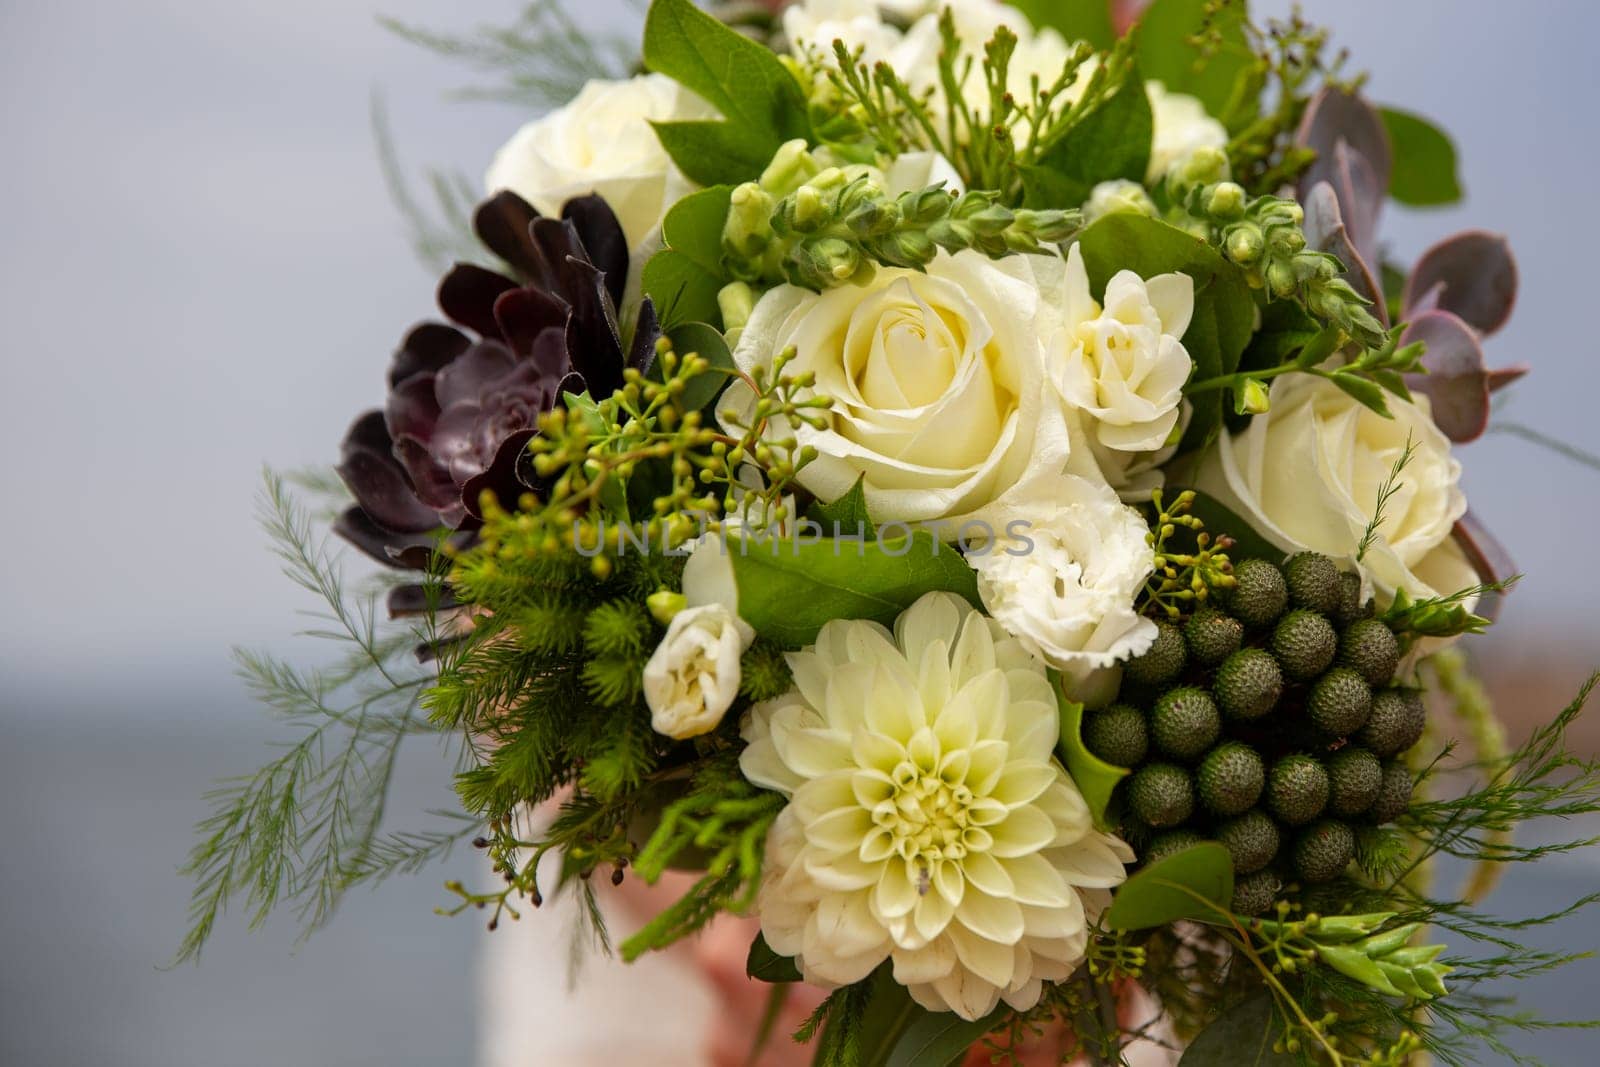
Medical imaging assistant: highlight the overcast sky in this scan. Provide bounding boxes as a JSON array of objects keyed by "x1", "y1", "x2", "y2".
[{"x1": 3, "y1": 0, "x2": 1598, "y2": 712}]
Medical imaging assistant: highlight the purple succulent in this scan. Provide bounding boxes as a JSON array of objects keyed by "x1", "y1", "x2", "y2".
[{"x1": 333, "y1": 191, "x2": 658, "y2": 614}]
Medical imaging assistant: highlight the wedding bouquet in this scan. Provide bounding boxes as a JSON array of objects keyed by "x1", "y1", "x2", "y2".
[{"x1": 182, "y1": 0, "x2": 1600, "y2": 1062}]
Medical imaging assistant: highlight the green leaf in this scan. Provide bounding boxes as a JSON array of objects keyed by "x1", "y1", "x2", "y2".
[
  {"x1": 727, "y1": 532, "x2": 980, "y2": 647},
  {"x1": 1104, "y1": 842, "x2": 1233, "y2": 930},
  {"x1": 1076, "y1": 213, "x2": 1254, "y2": 450},
  {"x1": 1178, "y1": 994, "x2": 1296, "y2": 1066},
  {"x1": 1022, "y1": 66, "x2": 1153, "y2": 208},
  {"x1": 669, "y1": 321, "x2": 738, "y2": 412},
  {"x1": 642, "y1": 0, "x2": 811, "y2": 185},
  {"x1": 1055, "y1": 690, "x2": 1129, "y2": 830},
  {"x1": 1326, "y1": 371, "x2": 1392, "y2": 417},
  {"x1": 883, "y1": 1002, "x2": 1010, "y2": 1067},
  {"x1": 1133, "y1": 0, "x2": 1256, "y2": 125},
  {"x1": 745, "y1": 932, "x2": 803, "y2": 983},
  {"x1": 1166, "y1": 487, "x2": 1281, "y2": 564},
  {"x1": 642, "y1": 185, "x2": 733, "y2": 329},
  {"x1": 1009, "y1": 0, "x2": 1115, "y2": 50},
  {"x1": 1379, "y1": 107, "x2": 1463, "y2": 207},
  {"x1": 809, "y1": 475, "x2": 875, "y2": 538}
]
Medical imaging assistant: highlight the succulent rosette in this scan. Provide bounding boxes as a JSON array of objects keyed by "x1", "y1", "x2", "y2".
[{"x1": 200, "y1": 3, "x2": 1600, "y2": 1066}]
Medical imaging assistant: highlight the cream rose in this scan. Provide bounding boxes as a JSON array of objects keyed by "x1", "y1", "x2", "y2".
[
  {"x1": 643, "y1": 604, "x2": 755, "y2": 740},
  {"x1": 724, "y1": 250, "x2": 1074, "y2": 526},
  {"x1": 484, "y1": 74, "x2": 714, "y2": 254},
  {"x1": 970, "y1": 473, "x2": 1157, "y2": 675},
  {"x1": 1191, "y1": 375, "x2": 1477, "y2": 603}
]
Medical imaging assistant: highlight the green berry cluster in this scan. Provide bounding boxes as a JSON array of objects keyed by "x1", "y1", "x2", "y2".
[{"x1": 1085, "y1": 552, "x2": 1427, "y2": 916}]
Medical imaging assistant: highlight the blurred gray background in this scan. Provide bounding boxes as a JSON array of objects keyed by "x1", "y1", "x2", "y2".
[{"x1": 2, "y1": 0, "x2": 1597, "y2": 1063}]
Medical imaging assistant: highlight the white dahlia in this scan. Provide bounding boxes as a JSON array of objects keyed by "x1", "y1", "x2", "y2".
[{"x1": 739, "y1": 592, "x2": 1132, "y2": 1020}]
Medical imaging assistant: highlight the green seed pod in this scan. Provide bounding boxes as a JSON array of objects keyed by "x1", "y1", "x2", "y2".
[
  {"x1": 1293, "y1": 819, "x2": 1355, "y2": 883},
  {"x1": 1307, "y1": 667, "x2": 1373, "y2": 737},
  {"x1": 1326, "y1": 746, "x2": 1383, "y2": 817},
  {"x1": 1358, "y1": 689, "x2": 1427, "y2": 759},
  {"x1": 1271, "y1": 609, "x2": 1338, "y2": 680},
  {"x1": 1151, "y1": 687, "x2": 1222, "y2": 762},
  {"x1": 1268, "y1": 754, "x2": 1330, "y2": 826},
  {"x1": 1128, "y1": 763, "x2": 1196, "y2": 829},
  {"x1": 1143, "y1": 830, "x2": 1205, "y2": 866},
  {"x1": 1124, "y1": 620, "x2": 1187, "y2": 687},
  {"x1": 1214, "y1": 647, "x2": 1283, "y2": 721},
  {"x1": 1284, "y1": 552, "x2": 1342, "y2": 614},
  {"x1": 1339, "y1": 618, "x2": 1401, "y2": 688},
  {"x1": 1198, "y1": 742, "x2": 1266, "y2": 816},
  {"x1": 1331, "y1": 571, "x2": 1368, "y2": 627},
  {"x1": 1216, "y1": 809, "x2": 1281, "y2": 874},
  {"x1": 1231, "y1": 869, "x2": 1283, "y2": 916},
  {"x1": 1083, "y1": 704, "x2": 1149, "y2": 767},
  {"x1": 1228, "y1": 558, "x2": 1289, "y2": 628},
  {"x1": 1184, "y1": 607, "x2": 1243, "y2": 666},
  {"x1": 1369, "y1": 761, "x2": 1414, "y2": 824}
]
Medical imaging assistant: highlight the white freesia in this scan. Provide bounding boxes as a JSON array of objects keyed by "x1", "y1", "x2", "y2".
[
  {"x1": 484, "y1": 74, "x2": 714, "y2": 254},
  {"x1": 740, "y1": 592, "x2": 1132, "y2": 1020},
  {"x1": 782, "y1": 0, "x2": 904, "y2": 64},
  {"x1": 1191, "y1": 375, "x2": 1478, "y2": 604},
  {"x1": 971, "y1": 473, "x2": 1157, "y2": 676},
  {"x1": 724, "y1": 250, "x2": 1074, "y2": 527},
  {"x1": 1084, "y1": 179, "x2": 1157, "y2": 223},
  {"x1": 1145, "y1": 80, "x2": 1229, "y2": 182},
  {"x1": 1051, "y1": 243, "x2": 1194, "y2": 454},
  {"x1": 643, "y1": 604, "x2": 755, "y2": 740}
]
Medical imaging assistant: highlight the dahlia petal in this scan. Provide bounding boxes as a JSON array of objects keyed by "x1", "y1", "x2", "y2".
[
  {"x1": 891, "y1": 940, "x2": 957, "y2": 985},
  {"x1": 988, "y1": 762, "x2": 1057, "y2": 809},
  {"x1": 1000, "y1": 853, "x2": 1072, "y2": 908},
  {"x1": 913, "y1": 882, "x2": 958, "y2": 943},
  {"x1": 874, "y1": 858, "x2": 919, "y2": 919},
  {"x1": 960, "y1": 851, "x2": 1014, "y2": 898},
  {"x1": 989, "y1": 806, "x2": 1056, "y2": 857},
  {"x1": 948, "y1": 920, "x2": 1016, "y2": 989},
  {"x1": 957, "y1": 893, "x2": 1025, "y2": 945}
]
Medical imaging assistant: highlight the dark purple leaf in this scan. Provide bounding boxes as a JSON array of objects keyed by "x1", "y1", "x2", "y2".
[
  {"x1": 335, "y1": 412, "x2": 440, "y2": 533},
  {"x1": 387, "y1": 583, "x2": 460, "y2": 618},
  {"x1": 472, "y1": 190, "x2": 543, "y2": 279},
  {"x1": 1297, "y1": 87, "x2": 1392, "y2": 206},
  {"x1": 388, "y1": 322, "x2": 470, "y2": 388},
  {"x1": 1451, "y1": 510, "x2": 1516, "y2": 622},
  {"x1": 462, "y1": 429, "x2": 540, "y2": 520},
  {"x1": 1486, "y1": 365, "x2": 1529, "y2": 393},
  {"x1": 1401, "y1": 310, "x2": 1489, "y2": 442},
  {"x1": 1402, "y1": 230, "x2": 1518, "y2": 336},
  {"x1": 437, "y1": 263, "x2": 518, "y2": 340},
  {"x1": 562, "y1": 195, "x2": 630, "y2": 309},
  {"x1": 333, "y1": 507, "x2": 439, "y2": 569}
]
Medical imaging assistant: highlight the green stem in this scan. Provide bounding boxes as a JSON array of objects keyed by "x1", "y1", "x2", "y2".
[{"x1": 1186, "y1": 362, "x2": 1300, "y2": 396}]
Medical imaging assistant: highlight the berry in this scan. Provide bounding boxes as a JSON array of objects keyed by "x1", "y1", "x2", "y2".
[
  {"x1": 1184, "y1": 607, "x2": 1243, "y2": 667},
  {"x1": 1214, "y1": 648, "x2": 1283, "y2": 721},
  {"x1": 1369, "y1": 761, "x2": 1414, "y2": 824},
  {"x1": 1307, "y1": 667, "x2": 1373, "y2": 737},
  {"x1": 1267, "y1": 755, "x2": 1329, "y2": 826},
  {"x1": 1326, "y1": 746, "x2": 1383, "y2": 817},
  {"x1": 1331, "y1": 571, "x2": 1368, "y2": 627},
  {"x1": 1198, "y1": 742, "x2": 1266, "y2": 816},
  {"x1": 1339, "y1": 618, "x2": 1401, "y2": 688},
  {"x1": 1128, "y1": 763, "x2": 1195, "y2": 828},
  {"x1": 1284, "y1": 552, "x2": 1342, "y2": 614},
  {"x1": 1292, "y1": 820, "x2": 1355, "y2": 883},
  {"x1": 1124, "y1": 620, "x2": 1187, "y2": 687},
  {"x1": 1216, "y1": 809, "x2": 1280, "y2": 874},
  {"x1": 1229, "y1": 558, "x2": 1289, "y2": 628},
  {"x1": 1084, "y1": 704, "x2": 1148, "y2": 767},
  {"x1": 1358, "y1": 689, "x2": 1427, "y2": 759},
  {"x1": 1232, "y1": 869, "x2": 1283, "y2": 916},
  {"x1": 1143, "y1": 830, "x2": 1205, "y2": 866},
  {"x1": 1151, "y1": 688, "x2": 1222, "y2": 762},
  {"x1": 1271, "y1": 609, "x2": 1338, "y2": 680}
]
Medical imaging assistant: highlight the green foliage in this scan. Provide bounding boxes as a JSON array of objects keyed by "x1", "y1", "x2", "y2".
[
  {"x1": 747, "y1": 932, "x2": 803, "y2": 983},
  {"x1": 1056, "y1": 694, "x2": 1130, "y2": 829},
  {"x1": 1010, "y1": 0, "x2": 1115, "y2": 50},
  {"x1": 1133, "y1": 0, "x2": 1258, "y2": 129},
  {"x1": 668, "y1": 321, "x2": 739, "y2": 411},
  {"x1": 1021, "y1": 63, "x2": 1153, "y2": 207},
  {"x1": 642, "y1": 185, "x2": 735, "y2": 329},
  {"x1": 1105, "y1": 843, "x2": 1234, "y2": 930},
  {"x1": 1076, "y1": 213, "x2": 1254, "y2": 450},
  {"x1": 642, "y1": 0, "x2": 812, "y2": 185},
  {"x1": 1380, "y1": 107, "x2": 1463, "y2": 207},
  {"x1": 725, "y1": 531, "x2": 980, "y2": 646},
  {"x1": 1178, "y1": 994, "x2": 1294, "y2": 1065},
  {"x1": 175, "y1": 472, "x2": 461, "y2": 964}
]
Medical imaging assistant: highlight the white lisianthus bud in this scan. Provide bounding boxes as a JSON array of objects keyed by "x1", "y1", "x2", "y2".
[
  {"x1": 1084, "y1": 179, "x2": 1157, "y2": 222},
  {"x1": 643, "y1": 604, "x2": 755, "y2": 740}
]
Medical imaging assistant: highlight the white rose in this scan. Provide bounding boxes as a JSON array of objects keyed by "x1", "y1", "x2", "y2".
[
  {"x1": 1051, "y1": 243, "x2": 1194, "y2": 453},
  {"x1": 782, "y1": 0, "x2": 904, "y2": 64},
  {"x1": 724, "y1": 249, "x2": 1075, "y2": 526},
  {"x1": 970, "y1": 472, "x2": 1157, "y2": 677},
  {"x1": 643, "y1": 604, "x2": 755, "y2": 740},
  {"x1": 1191, "y1": 375, "x2": 1478, "y2": 604},
  {"x1": 484, "y1": 74, "x2": 715, "y2": 254},
  {"x1": 1145, "y1": 80, "x2": 1228, "y2": 183}
]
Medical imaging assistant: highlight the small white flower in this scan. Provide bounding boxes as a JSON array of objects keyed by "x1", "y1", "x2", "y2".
[
  {"x1": 485, "y1": 74, "x2": 714, "y2": 255},
  {"x1": 1145, "y1": 80, "x2": 1229, "y2": 183},
  {"x1": 970, "y1": 472, "x2": 1157, "y2": 677},
  {"x1": 1051, "y1": 243, "x2": 1195, "y2": 454},
  {"x1": 740, "y1": 592, "x2": 1132, "y2": 1020},
  {"x1": 1083, "y1": 179, "x2": 1157, "y2": 223},
  {"x1": 644, "y1": 604, "x2": 755, "y2": 740},
  {"x1": 783, "y1": 0, "x2": 904, "y2": 65}
]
